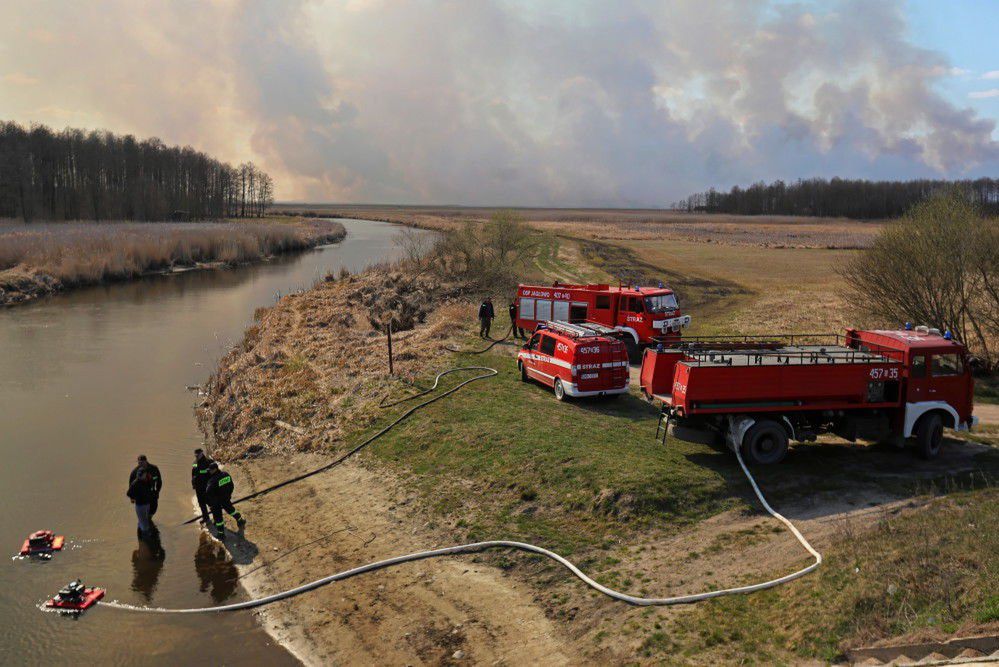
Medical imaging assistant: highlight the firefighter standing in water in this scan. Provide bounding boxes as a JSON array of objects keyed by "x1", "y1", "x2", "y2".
[
  {"x1": 204, "y1": 461, "x2": 246, "y2": 541},
  {"x1": 191, "y1": 448, "x2": 214, "y2": 525},
  {"x1": 129, "y1": 455, "x2": 162, "y2": 517},
  {"x1": 478, "y1": 297, "x2": 495, "y2": 338},
  {"x1": 126, "y1": 466, "x2": 155, "y2": 536}
]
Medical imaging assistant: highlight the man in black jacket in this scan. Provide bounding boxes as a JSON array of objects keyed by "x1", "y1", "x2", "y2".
[
  {"x1": 204, "y1": 462, "x2": 246, "y2": 541},
  {"x1": 127, "y1": 467, "x2": 154, "y2": 536},
  {"x1": 478, "y1": 297, "x2": 495, "y2": 338},
  {"x1": 129, "y1": 455, "x2": 162, "y2": 517},
  {"x1": 191, "y1": 448, "x2": 214, "y2": 525},
  {"x1": 508, "y1": 301, "x2": 521, "y2": 339}
]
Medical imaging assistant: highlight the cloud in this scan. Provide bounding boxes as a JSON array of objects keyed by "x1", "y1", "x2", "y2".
[
  {"x1": 969, "y1": 89, "x2": 999, "y2": 99},
  {"x1": 982, "y1": 70, "x2": 999, "y2": 80},
  {"x1": 0, "y1": 0, "x2": 996, "y2": 205},
  {"x1": 2, "y1": 72, "x2": 39, "y2": 86}
]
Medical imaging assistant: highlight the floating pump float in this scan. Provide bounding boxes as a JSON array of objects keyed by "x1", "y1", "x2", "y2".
[
  {"x1": 45, "y1": 579, "x2": 105, "y2": 613},
  {"x1": 19, "y1": 530, "x2": 64, "y2": 559}
]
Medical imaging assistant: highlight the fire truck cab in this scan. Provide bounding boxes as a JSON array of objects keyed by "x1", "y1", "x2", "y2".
[
  {"x1": 515, "y1": 283, "x2": 690, "y2": 358},
  {"x1": 641, "y1": 326, "x2": 978, "y2": 464},
  {"x1": 517, "y1": 321, "x2": 630, "y2": 400}
]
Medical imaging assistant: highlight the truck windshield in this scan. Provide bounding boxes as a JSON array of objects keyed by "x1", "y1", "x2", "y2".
[{"x1": 644, "y1": 294, "x2": 678, "y2": 313}]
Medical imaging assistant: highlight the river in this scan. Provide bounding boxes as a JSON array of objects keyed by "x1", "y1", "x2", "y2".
[{"x1": 0, "y1": 219, "x2": 419, "y2": 665}]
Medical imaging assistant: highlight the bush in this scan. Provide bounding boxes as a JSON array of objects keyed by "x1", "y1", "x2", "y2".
[
  {"x1": 415, "y1": 210, "x2": 537, "y2": 292},
  {"x1": 842, "y1": 190, "x2": 999, "y2": 370}
]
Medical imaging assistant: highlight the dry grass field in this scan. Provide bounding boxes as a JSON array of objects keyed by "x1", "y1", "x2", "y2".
[
  {"x1": 273, "y1": 203, "x2": 880, "y2": 248},
  {"x1": 274, "y1": 204, "x2": 881, "y2": 335}
]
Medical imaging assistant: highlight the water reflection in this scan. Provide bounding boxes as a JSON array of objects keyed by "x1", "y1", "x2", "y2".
[
  {"x1": 193, "y1": 533, "x2": 239, "y2": 603},
  {"x1": 131, "y1": 525, "x2": 166, "y2": 601}
]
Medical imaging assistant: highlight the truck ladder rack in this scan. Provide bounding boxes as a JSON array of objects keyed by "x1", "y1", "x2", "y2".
[{"x1": 540, "y1": 320, "x2": 618, "y2": 339}]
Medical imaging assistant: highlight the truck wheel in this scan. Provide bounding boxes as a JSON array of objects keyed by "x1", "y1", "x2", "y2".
[
  {"x1": 914, "y1": 413, "x2": 943, "y2": 459},
  {"x1": 742, "y1": 421, "x2": 789, "y2": 465},
  {"x1": 553, "y1": 378, "x2": 567, "y2": 401},
  {"x1": 518, "y1": 361, "x2": 528, "y2": 383}
]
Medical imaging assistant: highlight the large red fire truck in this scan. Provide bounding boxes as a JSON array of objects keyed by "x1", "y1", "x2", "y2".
[
  {"x1": 639, "y1": 326, "x2": 978, "y2": 464},
  {"x1": 515, "y1": 282, "x2": 690, "y2": 358}
]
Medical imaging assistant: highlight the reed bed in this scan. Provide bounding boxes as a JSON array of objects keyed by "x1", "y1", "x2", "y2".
[
  {"x1": 0, "y1": 219, "x2": 345, "y2": 305},
  {"x1": 0, "y1": 220, "x2": 344, "y2": 285}
]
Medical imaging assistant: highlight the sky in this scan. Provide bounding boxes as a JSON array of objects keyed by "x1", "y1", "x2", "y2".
[{"x1": 1, "y1": 0, "x2": 996, "y2": 207}]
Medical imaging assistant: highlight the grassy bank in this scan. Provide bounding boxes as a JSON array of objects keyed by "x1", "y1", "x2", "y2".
[
  {"x1": 674, "y1": 485, "x2": 999, "y2": 663},
  {"x1": 200, "y1": 209, "x2": 998, "y2": 663},
  {"x1": 0, "y1": 218, "x2": 346, "y2": 306}
]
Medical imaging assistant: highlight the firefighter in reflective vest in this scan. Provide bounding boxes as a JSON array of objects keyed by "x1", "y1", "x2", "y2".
[
  {"x1": 204, "y1": 462, "x2": 246, "y2": 541},
  {"x1": 191, "y1": 448, "x2": 214, "y2": 525}
]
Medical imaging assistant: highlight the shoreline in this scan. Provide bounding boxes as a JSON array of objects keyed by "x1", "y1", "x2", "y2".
[{"x1": 0, "y1": 221, "x2": 347, "y2": 308}]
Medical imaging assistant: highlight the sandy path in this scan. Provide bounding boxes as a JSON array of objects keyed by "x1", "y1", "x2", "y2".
[
  {"x1": 976, "y1": 403, "x2": 999, "y2": 425},
  {"x1": 227, "y1": 454, "x2": 578, "y2": 666}
]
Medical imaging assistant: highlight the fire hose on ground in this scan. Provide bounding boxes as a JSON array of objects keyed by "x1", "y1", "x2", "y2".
[{"x1": 98, "y1": 365, "x2": 820, "y2": 613}]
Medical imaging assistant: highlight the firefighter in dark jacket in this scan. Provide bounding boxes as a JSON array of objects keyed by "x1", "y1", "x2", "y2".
[
  {"x1": 508, "y1": 301, "x2": 522, "y2": 339},
  {"x1": 127, "y1": 468, "x2": 155, "y2": 536},
  {"x1": 478, "y1": 297, "x2": 495, "y2": 338},
  {"x1": 129, "y1": 455, "x2": 162, "y2": 517},
  {"x1": 204, "y1": 462, "x2": 246, "y2": 541},
  {"x1": 191, "y1": 448, "x2": 214, "y2": 525}
]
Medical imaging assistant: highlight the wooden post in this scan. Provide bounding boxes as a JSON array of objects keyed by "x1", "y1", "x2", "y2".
[{"x1": 387, "y1": 321, "x2": 394, "y2": 375}]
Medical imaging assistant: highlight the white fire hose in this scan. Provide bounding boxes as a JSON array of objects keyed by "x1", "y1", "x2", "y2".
[{"x1": 99, "y1": 366, "x2": 821, "y2": 613}]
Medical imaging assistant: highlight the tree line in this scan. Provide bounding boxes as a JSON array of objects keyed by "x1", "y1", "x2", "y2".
[
  {"x1": 675, "y1": 177, "x2": 999, "y2": 219},
  {"x1": 0, "y1": 121, "x2": 274, "y2": 221}
]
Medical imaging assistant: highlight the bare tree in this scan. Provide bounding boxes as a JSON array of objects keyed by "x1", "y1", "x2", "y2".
[{"x1": 842, "y1": 190, "x2": 999, "y2": 370}]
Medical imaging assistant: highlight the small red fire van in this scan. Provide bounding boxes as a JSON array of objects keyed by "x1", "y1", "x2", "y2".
[
  {"x1": 517, "y1": 321, "x2": 630, "y2": 400},
  {"x1": 515, "y1": 282, "x2": 690, "y2": 358}
]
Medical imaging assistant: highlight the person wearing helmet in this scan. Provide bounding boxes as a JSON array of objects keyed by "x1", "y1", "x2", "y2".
[
  {"x1": 203, "y1": 462, "x2": 246, "y2": 541},
  {"x1": 191, "y1": 448, "x2": 215, "y2": 525}
]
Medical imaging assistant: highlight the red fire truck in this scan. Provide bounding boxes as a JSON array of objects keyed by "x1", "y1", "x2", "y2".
[
  {"x1": 515, "y1": 282, "x2": 690, "y2": 358},
  {"x1": 518, "y1": 321, "x2": 630, "y2": 400},
  {"x1": 639, "y1": 326, "x2": 978, "y2": 464}
]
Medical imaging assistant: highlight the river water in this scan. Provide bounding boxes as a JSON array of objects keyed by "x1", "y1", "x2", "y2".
[{"x1": 0, "y1": 219, "x2": 416, "y2": 665}]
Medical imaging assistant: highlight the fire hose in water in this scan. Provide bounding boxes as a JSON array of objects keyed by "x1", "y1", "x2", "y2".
[{"x1": 98, "y1": 365, "x2": 821, "y2": 614}]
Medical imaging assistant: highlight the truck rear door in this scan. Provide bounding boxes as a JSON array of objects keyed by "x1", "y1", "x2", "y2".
[{"x1": 574, "y1": 339, "x2": 627, "y2": 391}]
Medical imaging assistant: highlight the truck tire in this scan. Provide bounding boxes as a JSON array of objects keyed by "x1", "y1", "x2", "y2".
[
  {"x1": 742, "y1": 420, "x2": 789, "y2": 465},
  {"x1": 518, "y1": 361, "x2": 528, "y2": 383},
  {"x1": 914, "y1": 413, "x2": 943, "y2": 459},
  {"x1": 553, "y1": 378, "x2": 567, "y2": 401}
]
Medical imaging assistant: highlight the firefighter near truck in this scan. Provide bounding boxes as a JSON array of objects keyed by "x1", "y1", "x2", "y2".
[
  {"x1": 515, "y1": 282, "x2": 691, "y2": 361},
  {"x1": 640, "y1": 326, "x2": 979, "y2": 464}
]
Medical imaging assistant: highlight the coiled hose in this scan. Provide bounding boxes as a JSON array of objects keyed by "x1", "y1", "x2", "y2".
[{"x1": 105, "y1": 365, "x2": 821, "y2": 613}]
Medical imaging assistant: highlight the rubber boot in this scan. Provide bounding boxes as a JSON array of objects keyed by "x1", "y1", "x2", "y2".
[
  {"x1": 236, "y1": 515, "x2": 246, "y2": 529},
  {"x1": 215, "y1": 523, "x2": 225, "y2": 541}
]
